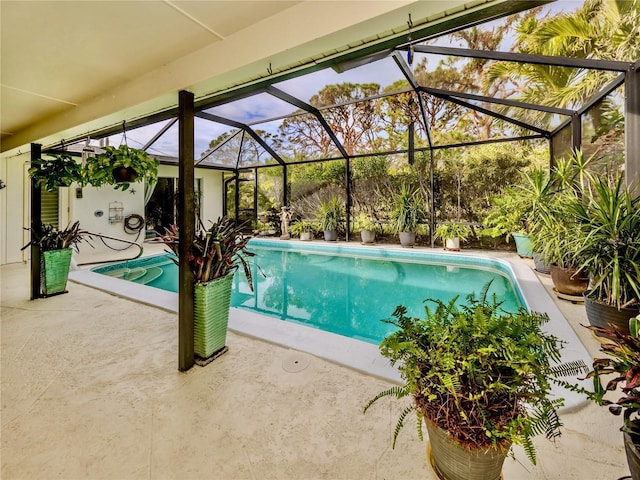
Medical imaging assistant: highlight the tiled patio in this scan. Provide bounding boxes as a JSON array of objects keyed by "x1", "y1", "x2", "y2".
[{"x1": 0, "y1": 249, "x2": 630, "y2": 479}]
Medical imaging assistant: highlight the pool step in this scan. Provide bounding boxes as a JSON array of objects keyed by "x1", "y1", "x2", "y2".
[{"x1": 102, "y1": 266, "x2": 163, "y2": 285}]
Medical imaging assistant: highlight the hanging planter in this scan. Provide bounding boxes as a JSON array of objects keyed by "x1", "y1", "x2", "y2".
[
  {"x1": 112, "y1": 166, "x2": 139, "y2": 183},
  {"x1": 85, "y1": 144, "x2": 159, "y2": 191}
]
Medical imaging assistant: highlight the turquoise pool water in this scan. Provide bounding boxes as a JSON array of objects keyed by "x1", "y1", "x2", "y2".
[{"x1": 93, "y1": 240, "x2": 524, "y2": 344}]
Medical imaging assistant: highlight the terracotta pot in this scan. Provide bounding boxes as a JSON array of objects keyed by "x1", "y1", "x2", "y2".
[
  {"x1": 625, "y1": 432, "x2": 640, "y2": 480},
  {"x1": 426, "y1": 420, "x2": 507, "y2": 480},
  {"x1": 550, "y1": 265, "x2": 588, "y2": 296},
  {"x1": 584, "y1": 291, "x2": 640, "y2": 337}
]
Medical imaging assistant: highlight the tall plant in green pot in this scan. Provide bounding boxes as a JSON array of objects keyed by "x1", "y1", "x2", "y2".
[
  {"x1": 85, "y1": 145, "x2": 159, "y2": 191},
  {"x1": 585, "y1": 315, "x2": 640, "y2": 480},
  {"x1": 392, "y1": 185, "x2": 425, "y2": 247},
  {"x1": 162, "y1": 217, "x2": 256, "y2": 361},
  {"x1": 364, "y1": 283, "x2": 586, "y2": 480},
  {"x1": 22, "y1": 221, "x2": 90, "y2": 296},
  {"x1": 570, "y1": 173, "x2": 640, "y2": 336},
  {"x1": 317, "y1": 196, "x2": 344, "y2": 242}
]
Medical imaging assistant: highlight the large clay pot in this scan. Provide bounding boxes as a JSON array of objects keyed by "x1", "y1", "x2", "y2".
[
  {"x1": 625, "y1": 432, "x2": 640, "y2": 480},
  {"x1": 426, "y1": 420, "x2": 507, "y2": 480},
  {"x1": 399, "y1": 231, "x2": 415, "y2": 247},
  {"x1": 550, "y1": 265, "x2": 588, "y2": 296},
  {"x1": 360, "y1": 229, "x2": 375, "y2": 244},
  {"x1": 584, "y1": 291, "x2": 640, "y2": 338},
  {"x1": 323, "y1": 230, "x2": 337, "y2": 241}
]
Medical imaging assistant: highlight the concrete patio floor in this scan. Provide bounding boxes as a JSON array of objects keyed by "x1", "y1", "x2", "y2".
[{"x1": 0, "y1": 248, "x2": 630, "y2": 479}]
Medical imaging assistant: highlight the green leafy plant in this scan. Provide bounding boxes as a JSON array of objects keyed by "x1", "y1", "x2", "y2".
[
  {"x1": 364, "y1": 282, "x2": 587, "y2": 465},
  {"x1": 161, "y1": 216, "x2": 256, "y2": 287},
  {"x1": 316, "y1": 196, "x2": 344, "y2": 232},
  {"x1": 569, "y1": 173, "x2": 640, "y2": 310},
  {"x1": 353, "y1": 212, "x2": 378, "y2": 232},
  {"x1": 434, "y1": 221, "x2": 472, "y2": 242},
  {"x1": 22, "y1": 221, "x2": 90, "y2": 252},
  {"x1": 392, "y1": 185, "x2": 424, "y2": 233},
  {"x1": 28, "y1": 154, "x2": 83, "y2": 192},
  {"x1": 85, "y1": 145, "x2": 159, "y2": 191},
  {"x1": 586, "y1": 316, "x2": 640, "y2": 444}
]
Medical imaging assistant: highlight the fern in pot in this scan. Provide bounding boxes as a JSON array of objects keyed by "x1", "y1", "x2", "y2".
[{"x1": 364, "y1": 282, "x2": 586, "y2": 480}]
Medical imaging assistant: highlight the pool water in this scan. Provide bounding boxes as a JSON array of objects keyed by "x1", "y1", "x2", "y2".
[{"x1": 93, "y1": 243, "x2": 524, "y2": 345}]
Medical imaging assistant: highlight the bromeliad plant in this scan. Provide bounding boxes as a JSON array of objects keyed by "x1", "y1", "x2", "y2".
[
  {"x1": 364, "y1": 282, "x2": 587, "y2": 465},
  {"x1": 162, "y1": 216, "x2": 255, "y2": 288},
  {"x1": 586, "y1": 316, "x2": 640, "y2": 444},
  {"x1": 22, "y1": 221, "x2": 90, "y2": 252}
]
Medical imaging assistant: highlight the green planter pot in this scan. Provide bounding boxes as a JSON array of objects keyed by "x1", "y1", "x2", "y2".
[
  {"x1": 512, "y1": 233, "x2": 533, "y2": 258},
  {"x1": 41, "y1": 248, "x2": 73, "y2": 296},
  {"x1": 194, "y1": 274, "x2": 234, "y2": 358},
  {"x1": 426, "y1": 420, "x2": 507, "y2": 480}
]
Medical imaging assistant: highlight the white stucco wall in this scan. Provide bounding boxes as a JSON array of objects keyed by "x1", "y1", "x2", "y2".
[
  {"x1": 156, "y1": 165, "x2": 224, "y2": 226},
  {"x1": 0, "y1": 154, "x2": 224, "y2": 265},
  {"x1": 70, "y1": 183, "x2": 145, "y2": 257}
]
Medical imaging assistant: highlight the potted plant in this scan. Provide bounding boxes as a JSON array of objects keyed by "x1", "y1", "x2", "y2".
[
  {"x1": 392, "y1": 185, "x2": 425, "y2": 247},
  {"x1": 585, "y1": 315, "x2": 640, "y2": 479},
  {"x1": 316, "y1": 196, "x2": 344, "y2": 242},
  {"x1": 434, "y1": 221, "x2": 471, "y2": 251},
  {"x1": 364, "y1": 282, "x2": 585, "y2": 480},
  {"x1": 21, "y1": 221, "x2": 90, "y2": 296},
  {"x1": 290, "y1": 220, "x2": 315, "y2": 241},
  {"x1": 28, "y1": 153, "x2": 83, "y2": 191},
  {"x1": 85, "y1": 145, "x2": 159, "y2": 191},
  {"x1": 161, "y1": 216, "x2": 256, "y2": 360},
  {"x1": 353, "y1": 212, "x2": 377, "y2": 244},
  {"x1": 483, "y1": 168, "x2": 552, "y2": 258},
  {"x1": 570, "y1": 173, "x2": 640, "y2": 335}
]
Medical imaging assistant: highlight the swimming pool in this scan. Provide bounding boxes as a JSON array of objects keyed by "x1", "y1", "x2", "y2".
[
  {"x1": 91, "y1": 240, "x2": 524, "y2": 345},
  {"x1": 70, "y1": 239, "x2": 592, "y2": 409}
]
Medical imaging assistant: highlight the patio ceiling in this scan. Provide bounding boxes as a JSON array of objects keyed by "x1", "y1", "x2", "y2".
[{"x1": 1, "y1": 0, "x2": 551, "y2": 156}]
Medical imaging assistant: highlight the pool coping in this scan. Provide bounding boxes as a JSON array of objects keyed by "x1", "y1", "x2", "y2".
[{"x1": 68, "y1": 240, "x2": 592, "y2": 412}]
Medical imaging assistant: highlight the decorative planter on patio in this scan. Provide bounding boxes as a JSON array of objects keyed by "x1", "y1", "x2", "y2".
[
  {"x1": 300, "y1": 232, "x2": 312, "y2": 241},
  {"x1": 399, "y1": 231, "x2": 415, "y2": 247},
  {"x1": 193, "y1": 274, "x2": 234, "y2": 359},
  {"x1": 550, "y1": 265, "x2": 588, "y2": 297},
  {"x1": 360, "y1": 229, "x2": 375, "y2": 244},
  {"x1": 444, "y1": 237, "x2": 460, "y2": 251},
  {"x1": 584, "y1": 291, "x2": 640, "y2": 338},
  {"x1": 625, "y1": 432, "x2": 640, "y2": 480},
  {"x1": 323, "y1": 230, "x2": 337, "y2": 242},
  {"x1": 426, "y1": 420, "x2": 508, "y2": 480},
  {"x1": 533, "y1": 253, "x2": 550, "y2": 274},
  {"x1": 41, "y1": 248, "x2": 73, "y2": 296},
  {"x1": 512, "y1": 233, "x2": 533, "y2": 258}
]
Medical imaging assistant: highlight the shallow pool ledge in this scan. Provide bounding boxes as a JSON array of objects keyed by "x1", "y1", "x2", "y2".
[{"x1": 69, "y1": 247, "x2": 592, "y2": 412}]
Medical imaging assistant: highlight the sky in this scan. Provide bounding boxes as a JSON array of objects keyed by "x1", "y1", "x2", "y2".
[{"x1": 105, "y1": 1, "x2": 588, "y2": 161}]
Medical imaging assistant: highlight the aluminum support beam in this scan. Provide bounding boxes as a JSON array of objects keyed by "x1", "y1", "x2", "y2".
[
  {"x1": 30, "y1": 143, "x2": 42, "y2": 300},
  {"x1": 626, "y1": 67, "x2": 640, "y2": 194},
  {"x1": 413, "y1": 45, "x2": 629, "y2": 72},
  {"x1": 177, "y1": 90, "x2": 195, "y2": 372}
]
